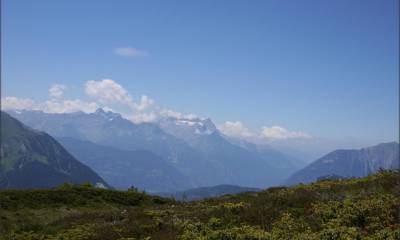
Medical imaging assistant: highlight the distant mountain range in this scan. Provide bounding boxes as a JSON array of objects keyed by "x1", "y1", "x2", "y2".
[
  {"x1": 0, "y1": 112, "x2": 108, "y2": 189},
  {"x1": 226, "y1": 137, "x2": 306, "y2": 174},
  {"x1": 8, "y1": 109, "x2": 302, "y2": 189},
  {"x1": 8, "y1": 109, "x2": 213, "y2": 187},
  {"x1": 160, "y1": 116, "x2": 298, "y2": 186},
  {"x1": 2, "y1": 109, "x2": 398, "y2": 191},
  {"x1": 156, "y1": 184, "x2": 261, "y2": 201},
  {"x1": 57, "y1": 137, "x2": 192, "y2": 192},
  {"x1": 286, "y1": 142, "x2": 400, "y2": 185}
]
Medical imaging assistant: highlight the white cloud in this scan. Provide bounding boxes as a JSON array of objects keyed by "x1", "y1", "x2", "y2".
[
  {"x1": 1, "y1": 96, "x2": 99, "y2": 114},
  {"x1": 218, "y1": 121, "x2": 312, "y2": 142},
  {"x1": 218, "y1": 121, "x2": 254, "y2": 138},
  {"x1": 85, "y1": 79, "x2": 133, "y2": 104},
  {"x1": 4, "y1": 79, "x2": 191, "y2": 124},
  {"x1": 41, "y1": 99, "x2": 99, "y2": 113},
  {"x1": 160, "y1": 109, "x2": 184, "y2": 119},
  {"x1": 2, "y1": 97, "x2": 38, "y2": 110},
  {"x1": 84, "y1": 79, "x2": 155, "y2": 114},
  {"x1": 159, "y1": 109, "x2": 199, "y2": 121},
  {"x1": 49, "y1": 84, "x2": 67, "y2": 98},
  {"x1": 261, "y1": 126, "x2": 312, "y2": 140},
  {"x1": 127, "y1": 112, "x2": 157, "y2": 123},
  {"x1": 184, "y1": 113, "x2": 199, "y2": 120},
  {"x1": 134, "y1": 95, "x2": 154, "y2": 111},
  {"x1": 3, "y1": 79, "x2": 315, "y2": 137},
  {"x1": 4, "y1": 80, "x2": 162, "y2": 123},
  {"x1": 113, "y1": 47, "x2": 149, "y2": 58}
]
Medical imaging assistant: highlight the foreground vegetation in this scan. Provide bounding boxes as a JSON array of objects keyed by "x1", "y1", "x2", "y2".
[{"x1": 1, "y1": 171, "x2": 399, "y2": 239}]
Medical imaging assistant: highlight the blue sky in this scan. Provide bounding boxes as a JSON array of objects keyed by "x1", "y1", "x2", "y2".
[{"x1": 2, "y1": 0, "x2": 399, "y2": 146}]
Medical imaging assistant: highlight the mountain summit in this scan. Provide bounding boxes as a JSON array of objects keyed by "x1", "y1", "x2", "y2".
[
  {"x1": 285, "y1": 142, "x2": 400, "y2": 185},
  {"x1": 158, "y1": 116, "x2": 217, "y2": 142},
  {"x1": 93, "y1": 108, "x2": 122, "y2": 121}
]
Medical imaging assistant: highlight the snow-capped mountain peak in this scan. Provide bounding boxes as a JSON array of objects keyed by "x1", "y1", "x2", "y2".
[
  {"x1": 174, "y1": 117, "x2": 216, "y2": 134},
  {"x1": 93, "y1": 108, "x2": 121, "y2": 121},
  {"x1": 158, "y1": 116, "x2": 218, "y2": 140}
]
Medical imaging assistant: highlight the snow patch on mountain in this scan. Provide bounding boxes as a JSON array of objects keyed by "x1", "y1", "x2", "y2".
[
  {"x1": 93, "y1": 108, "x2": 122, "y2": 121},
  {"x1": 158, "y1": 116, "x2": 218, "y2": 140}
]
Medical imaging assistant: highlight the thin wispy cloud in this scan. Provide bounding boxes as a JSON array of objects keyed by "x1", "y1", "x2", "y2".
[{"x1": 113, "y1": 47, "x2": 149, "y2": 58}]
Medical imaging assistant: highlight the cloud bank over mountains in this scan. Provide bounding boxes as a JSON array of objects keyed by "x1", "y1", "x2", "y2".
[
  {"x1": 261, "y1": 126, "x2": 312, "y2": 140},
  {"x1": 218, "y1": 121, "x2": 254, "y2": 138},
  {"x1": 2, "y1": 79, "x2": 312, "y2": 141},
  {"x1": 218, "y1": 121, "x2": 312, "y2": 142},
  {"x1": 2, "y1": 96, "x2": 100, "y2": 114}
]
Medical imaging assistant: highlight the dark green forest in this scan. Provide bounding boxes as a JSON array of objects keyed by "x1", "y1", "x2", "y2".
[{"x1": 1, "y1": 171, "x2": 399, "y2": 240}]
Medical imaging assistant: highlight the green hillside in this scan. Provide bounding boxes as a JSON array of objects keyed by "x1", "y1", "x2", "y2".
[
  {"x1": 0, "y1": 171, "x2": 399, "y2": 239},
  {"x1": 0, "y1": 112, "x2": 109, "y2": 189}
]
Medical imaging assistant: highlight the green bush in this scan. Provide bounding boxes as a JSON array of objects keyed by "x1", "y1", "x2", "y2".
[{"x1": 1, "y1": 171, "x2": 400, "y2": 240}]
